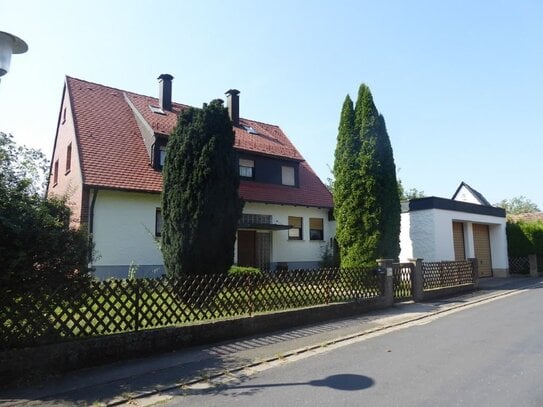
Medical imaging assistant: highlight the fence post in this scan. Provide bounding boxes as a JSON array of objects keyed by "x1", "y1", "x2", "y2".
[
  {"x1": 529, "y1": 254, "x2": 538, "y2": 277},
  {"x1": 377, "y1": 259, "x2": 394, "y2": 306},
  {"x1": 134, "y1": 279, "x2": 140, "y2": 332},
  {"x1": 247, "y1": 275, "x2": 254, "y2": 317},
  {"x1": 468, "y1": 258, "x2": 479, "y2": 289},
  {"x1": 409, "y1": 258, "x2": 424, "y2": 302}
]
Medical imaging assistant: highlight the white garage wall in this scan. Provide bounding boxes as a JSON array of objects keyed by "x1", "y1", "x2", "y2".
[{"x1": 400, "y1": 208, "x2": 508, "y2": 274}]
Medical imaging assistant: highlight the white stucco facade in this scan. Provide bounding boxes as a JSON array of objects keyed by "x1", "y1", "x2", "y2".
[
  {"x1": 90, "y1": 190, "x2": 335, "y2": 278},
  {"x1": 92, "y1": 190, "x2": 163, "y2": 279},
  {"x1": 400, "y1": 203, "x2": 509, "y2": 277},
  {"x1": 239, "y1": 202, "x2": 336, "y2": 269}
]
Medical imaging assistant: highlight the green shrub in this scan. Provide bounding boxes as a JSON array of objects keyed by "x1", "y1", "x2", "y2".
[
  {"x1": 228, "y1": 266, "x2": 261, "y2": 277},
  {"x1": 507, "y1": 220, "x2": 543, "y2": 256}
]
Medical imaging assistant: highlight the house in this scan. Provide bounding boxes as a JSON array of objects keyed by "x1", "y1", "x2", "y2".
[
  {"x1": 47, "y1": 75, "x2": 335, "y2": 279},
  {"x1": 399, "y1": 182, "x2": 509, "y2": 277}
]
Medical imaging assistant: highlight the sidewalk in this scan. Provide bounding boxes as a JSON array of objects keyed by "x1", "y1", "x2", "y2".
[{"x1": 1, "y1": 276, "x2": 541, "y2": 407}]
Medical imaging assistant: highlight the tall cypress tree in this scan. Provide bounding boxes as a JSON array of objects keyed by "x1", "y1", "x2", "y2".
[
  {"x1": 353, "y1": 84, "x2": 382, "y2": 265},
  {"x1": 376, "y1": 114, "x2": 401, "y2": 259},
  {"x1": 161, "y1": 99, "x2": 243, "y2": 276},
  {"x1": 334, "y1": 84, "x2": 401, "y2": 267},
  {"x1": 333, "y1": 95, "x2": 366, "y2": 267}
]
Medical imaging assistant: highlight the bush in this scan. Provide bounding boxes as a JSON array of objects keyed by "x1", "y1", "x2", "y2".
[
  {"x1": 506, "y1": 220, "x2": 543, "y2": 257},
  {"x1": 0, "y1": 132, "x2": 92, "y2": 300},
  {"x1": 228, "y1": 265, "x2": 261, "y2": 277}
]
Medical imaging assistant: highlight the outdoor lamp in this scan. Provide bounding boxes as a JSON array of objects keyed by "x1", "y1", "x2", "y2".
[{"x1": 0, "y1": 31, "x2": 28, "y2": 77}]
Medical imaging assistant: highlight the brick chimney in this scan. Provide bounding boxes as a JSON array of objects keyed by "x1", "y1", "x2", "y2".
[
  {"x1": 225, "y1": 89, "x2": 240, "y2": 126},
  {"x1": 158, "y1": 74, "x2": 174, "y2": 111}
]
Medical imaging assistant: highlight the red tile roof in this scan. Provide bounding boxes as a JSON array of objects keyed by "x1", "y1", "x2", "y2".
[{"x1": 65, "y1": 76, "x2": 333, "y2": 208}]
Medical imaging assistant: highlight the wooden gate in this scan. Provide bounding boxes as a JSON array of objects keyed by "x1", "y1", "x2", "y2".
[{"x1": 393, "y1": 263, "x2": 414, "y2": 302}]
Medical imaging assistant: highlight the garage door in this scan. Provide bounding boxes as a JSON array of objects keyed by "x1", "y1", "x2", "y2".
[
  {"x1": 473, "y1": 224, "x2": 492, "y2": 277},
  {"x1": 452, "y1": 222, "x2": 466, "y2": 261}
]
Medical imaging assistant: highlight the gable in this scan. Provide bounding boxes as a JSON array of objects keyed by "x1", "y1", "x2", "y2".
[{"x1": 452, "y1": 182, "x2": 491, "y2": 206}]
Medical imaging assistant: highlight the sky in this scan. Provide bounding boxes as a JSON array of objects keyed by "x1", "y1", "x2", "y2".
[{"x1": 1, "y1": 0, "x2": 542, "y2": 208}]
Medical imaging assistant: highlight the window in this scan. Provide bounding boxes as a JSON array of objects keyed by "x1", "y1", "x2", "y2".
[
  {"x1": 155, "y1": 208, "x2": 162, "y2": 237},
  {"x1": 65, "y1": 143, "x2": 72, "y2": 173},
  {"x1": 159, "y1": 146, "x2": 167, "y2": 167},
  {"x1": 240, "y1": 213, "x2": 272, "y2": 226},
  {"x1": 282, "y1": 166, "x2": 295, "y2": 186},
  {"x1": 53, "y1": 159, "x2": 59, "y2": 186},
  {"x1": 288, "y1": 216, "x2": 302, "y2": 240},
  {"x1": 309, "y1": 218, "x2": 324, "y2": 240},
  {"x1": 239, "y1": 159, "x2": 254, "y2": 179},
  {"x1": 61, "y1": 107, "x2": 66, "y2": 124}
]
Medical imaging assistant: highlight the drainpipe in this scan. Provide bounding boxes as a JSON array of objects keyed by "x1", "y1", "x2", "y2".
[{"x1": 89, "y1": 189, "x2": 99, "y2": 264}]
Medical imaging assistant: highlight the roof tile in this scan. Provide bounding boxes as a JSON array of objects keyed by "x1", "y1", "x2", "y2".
[{"x1": 66, "y1": 77, "x2": 332, "y2": 207}]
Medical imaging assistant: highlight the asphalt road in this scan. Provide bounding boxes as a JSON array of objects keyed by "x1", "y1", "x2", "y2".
[{"x1": 164, "y1": 285, "x2": 543, "y2": 407}]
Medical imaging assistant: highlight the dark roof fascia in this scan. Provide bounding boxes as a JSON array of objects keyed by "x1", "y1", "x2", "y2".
[
  {"x1": 241, "y1": 197, "x2": 333, "y2": 210},
  {"x1": 234, "y1": 148, "x2": 303, "y2": 163},
  {"x1": 403, "y1": 196, "x2": 505, "y2": 218},
  {"x1": 238, "y1": 223, "x2": 291, "y2": 231},
  {"x1": 83, "y1": 184, "x2": 162, "y2": 195}
]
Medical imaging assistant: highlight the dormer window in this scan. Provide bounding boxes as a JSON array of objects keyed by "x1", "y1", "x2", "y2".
[
  {"x1": 239, "y1": 159, "x2": 254, "y2": 179},
  {"x1": 159, "y1": 145, "x2": 167, "y2": 167},
  {"x1": 281, "y1": 166, "x2": 295, "y2": 186}
]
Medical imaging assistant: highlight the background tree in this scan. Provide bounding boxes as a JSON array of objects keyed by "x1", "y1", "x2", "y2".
[
  {"x1": 161, "y1": 100, "x2": 243, "y2": 277},
  {"x1": 0, "y1": 132, "x2": 91, "y2": 297},
  {"x1": 398, "y1": 178, "x2": 425, "y2": 200},
  {"x1": 495, "y1": 196, "x2": 540, "y2": 215}
]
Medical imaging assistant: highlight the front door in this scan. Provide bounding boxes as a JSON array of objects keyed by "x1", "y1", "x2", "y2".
[
  {"x1": 473, "y1": 224, "x2": 492, "y2": 277},
  {"x1": 237, "y1": 230, "x2": 257, "y2": 267}
]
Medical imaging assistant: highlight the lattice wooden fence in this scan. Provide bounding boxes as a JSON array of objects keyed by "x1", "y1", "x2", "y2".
[
  {"x1": 509, "y1": 256, "x2": 530, "y2": 274},
  {"x1": 0, "y1": 267, "x2": 383, "y2": 350},
  {"x1": 422, "y1": 260, "x2": 475, "y2": 290}
]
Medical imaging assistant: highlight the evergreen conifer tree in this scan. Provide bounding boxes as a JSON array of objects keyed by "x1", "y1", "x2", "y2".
[
  {"x1": 161, "y1": 99, "x2": 243, "y2": 276},
  {"x1": 333, "y1": 95, "x2": 366, "y2": 267},
  {"x1": 352, "y1": 84, "x2": 382, "y2": 265},
  {"x1": 376, "y1": 114, "x2": 401, "y2": 259},
  {"x1": 333, "y1": 84, "x2": 401, "y2": 267}
]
